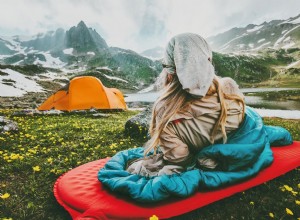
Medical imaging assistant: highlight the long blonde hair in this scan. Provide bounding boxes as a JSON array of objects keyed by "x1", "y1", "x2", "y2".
[{"x1": 144, "y1": 72, "x2": 245, "y2": 156}]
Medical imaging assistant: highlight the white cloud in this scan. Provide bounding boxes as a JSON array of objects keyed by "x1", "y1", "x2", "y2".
[{"x1": 0, "y1": 0, "x2": 299, "y2": 52}]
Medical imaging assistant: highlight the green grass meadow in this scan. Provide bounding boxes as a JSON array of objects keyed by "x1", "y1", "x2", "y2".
[{"x1": 0, "y1": 110, "x2": 299, "y2": 220}]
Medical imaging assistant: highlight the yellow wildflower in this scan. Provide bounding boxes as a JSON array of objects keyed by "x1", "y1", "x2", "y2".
[
  {"x1": 149, "y1": 215, "x2": 159, "y2": 220},
  {"x1": 269, "y1": 212, "x2": 274, "y2": 218},
  {"x1": 250, "y1": 201, "x2": 254, "y2": 205},
  {"x1": 33, "y1": 166, "x2": 41, "y2": 172},
  {"x1": 10, "y1": 153, "x2": 19, "y2": 160},
  {"x1": 1, "y1": 193, "x2": 10, "y2": 199},
  {"x1": 285, "y1": 208, "x2": 293, "y2": 215},
  {"x1": 298, "y1": 183, "x2": 300, "y2": 188},
  {"x1": 50, "y1": 168, "x2": 55, "y2": 172},
  {"x1": 296, "y1": 200, "x2": 300, "y2": 205},
  {"x1": 291, "y1": 191, "x2": 298, "y2": 196},
  {"x1": 283, "y1": 185, "x2": 293, "y2": 191}
]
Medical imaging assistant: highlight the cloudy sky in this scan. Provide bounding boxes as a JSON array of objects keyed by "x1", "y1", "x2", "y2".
[{"x1": 0, "y1": 0, "x2": 300, "y2": 52}]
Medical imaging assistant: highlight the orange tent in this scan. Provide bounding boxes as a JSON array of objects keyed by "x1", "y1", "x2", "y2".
[{"x1": 38, "y1": 76, "x2": 127, "y2": 111}]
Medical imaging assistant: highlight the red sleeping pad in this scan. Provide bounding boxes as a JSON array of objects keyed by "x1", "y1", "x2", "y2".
[{"x1": 54, "y1": 142, "x2": 300, "y2": 220}]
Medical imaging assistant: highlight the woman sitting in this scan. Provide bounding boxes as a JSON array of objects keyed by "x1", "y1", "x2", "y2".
[
  {"x1": 127, "y1": 33, "x2": 246, "y2": 176},
  {"x1": 98, "y1": 33, "x2": 292, "y2": 202}
]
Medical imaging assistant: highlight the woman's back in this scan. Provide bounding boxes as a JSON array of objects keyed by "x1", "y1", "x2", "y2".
[{"x1": 155, "y1": 77, "x2": 245, "y2": 168}]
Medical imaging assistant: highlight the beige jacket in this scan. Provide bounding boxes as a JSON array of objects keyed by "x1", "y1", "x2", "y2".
[
  {"x1": 158, "y1": 77, "x2": 244, "y2": 166},
  {"x1": 127, "y1": 77, "x2": 244, "y2": 176}
]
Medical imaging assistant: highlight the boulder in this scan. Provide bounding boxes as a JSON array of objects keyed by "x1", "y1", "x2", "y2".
[
  {"x1": 125, "y1": 105, "x2": 152, "y2": 138},
  {"x1": 0, "y1": 116, "x2": 18, "y2": 133}
]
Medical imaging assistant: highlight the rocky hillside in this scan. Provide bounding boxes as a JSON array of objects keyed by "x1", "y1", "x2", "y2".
[
  {"x1": 208, "y1": 14, "x2": 300, "y2": 53},
  {"x1": 65, "y1": 21, "x2": 108, "y2": 53},
  {"x1": 0, "y1": 21, "x2": 162, "y2": 88},
  {"x1": 213, "y1": 47, "x2": 300, "y2": 86},
  {"x1": 0, "y1": 16, "x2": 299, "y2": 107}
]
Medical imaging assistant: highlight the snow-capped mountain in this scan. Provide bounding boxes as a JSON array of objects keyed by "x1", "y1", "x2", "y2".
[
  {"x1": 1, "y1": 16, "x2": 299, "y2": 102},
  {"x1": 208, "y1": 13, "x2": 300, "y2": 53},
  {"x1": 0, "y1": 21, "x2": 162, "y2": 89},
  {"x1": 0, "y1": 21, "x2": 110, "y2": 68}
]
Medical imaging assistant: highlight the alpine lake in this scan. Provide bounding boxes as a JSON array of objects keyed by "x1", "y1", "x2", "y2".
[{"x1": 125, "y1": 88, "x2": 300, "y2": 118}]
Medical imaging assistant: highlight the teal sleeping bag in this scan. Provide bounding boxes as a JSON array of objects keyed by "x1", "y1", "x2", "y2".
[{"x1": 98, "y1": 107, "x2": 292, "y2": 202}]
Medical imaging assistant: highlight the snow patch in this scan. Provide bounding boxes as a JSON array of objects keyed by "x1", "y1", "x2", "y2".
[
  {"x1": 251, "y1": 42, "x2": 271, "y2": 51},
  {"x1": 37, "y1": 72, "x2": 68, "y2": 86},
  {"x1": 289, "y1": 16, "x2": 300, "y2": 24},
  {"x1": 219, "y1": 44, "x2": 230, "y2": 52},
  {"x1": 39, "y1": 72, "x2": 67, "y2": 80},
  {"x1": 34, "y1": 51, "x2": 66, "y2": 68},
  {"x1": 27, "y1": 49, "x2": 39, "y2": 53},
  {"x1": 0, "y1": 55, "x2": 10, "y2": 59},
  {"x1": 283, "y1": 36, "x2": 291, "y2": 42},
  {"x1": 96, "y1": 66, "x2": 113, "y2": 72},
  {"x1": 248, "y1": 43, "x2": 254, "y2": 48},
  {"x1": 282, "y1": 30, "x2": 288, "y2": 34},
  {"x1": 13, "y1": 60, "x2": 23, "y2": 65},
  {"x1": 0, "y1": 69, "x2": 44, "y2": 97},
  {"x1": 279, "y1": 16, "x2": 300, "y2": 25},
  {"x1": 63, "y1": 48, "x2": 73, "y2": 55},
  {"x1": 87, "y1": 51, "x2": 95, "y2": 56},
  {"x1": 257, "y1": 38, "x2": 265, "y2": 43},
  {"x1": 0, "y1": 36, "x2": 28, "y2": 54},
  {"x1": 103, "y1": 74, "x2": 128, "y2": 83},
  {"x1": 286, "y1": 60, "x2": 300, "y2": 69},
  {"x1": 274, "y1": 25, "x2": 300, "y2": 47},
  {"x1": 219, "y1": 34, "x2": 248, "y2": 51},
  {"x1": 282, "y1": 42, "x2": 295, "y2": 49}
]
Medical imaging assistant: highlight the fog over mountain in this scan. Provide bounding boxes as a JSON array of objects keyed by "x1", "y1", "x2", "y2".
[{"x1": 0, "y1": 0, "x2": 300, "y2": 52}]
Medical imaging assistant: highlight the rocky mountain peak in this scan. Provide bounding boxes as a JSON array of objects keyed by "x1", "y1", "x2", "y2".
[
  {"x1": 78, "y1": 20, "x2": 87, "y2": 28},
  {"x1": 65, "y1": 21, "x2": 108, "y2": 53}
]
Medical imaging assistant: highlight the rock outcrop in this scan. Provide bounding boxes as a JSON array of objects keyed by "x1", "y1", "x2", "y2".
[
  {"x1": 0, "y1": 116, "x2": 18, "y2": 133},
  {"x1": 125, "y1": 105, "x2": 152, "y2": 138}
]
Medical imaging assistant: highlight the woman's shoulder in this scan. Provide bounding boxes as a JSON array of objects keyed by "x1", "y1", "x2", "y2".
[{"x1": 218, "y1": 77, "x2": 244, "y2": 96}]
